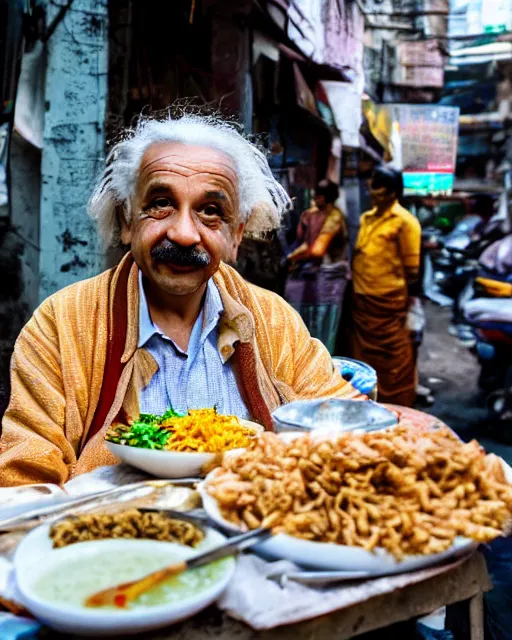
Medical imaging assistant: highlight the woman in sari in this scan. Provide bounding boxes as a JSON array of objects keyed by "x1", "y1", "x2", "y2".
[
  {"x1": 348, "y1": 167, "x2": 421, "y2": 407},
  {"x1": 285, "y1": 181, "x2": 348, "y2": 354}
]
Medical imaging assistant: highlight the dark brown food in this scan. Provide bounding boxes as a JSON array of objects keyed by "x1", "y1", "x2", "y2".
[{"x1": 49, "y1": 509, "x2": 204, "y2": 548}]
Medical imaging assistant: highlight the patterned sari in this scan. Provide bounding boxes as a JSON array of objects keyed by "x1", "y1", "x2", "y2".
[{"x1": 285, "y1": 206, "x2": 348, "y2": 354}]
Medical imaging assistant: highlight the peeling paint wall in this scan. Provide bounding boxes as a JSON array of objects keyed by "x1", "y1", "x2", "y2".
[{"x1": 39, "y1": 0, "x2": 108, "y2": 301}]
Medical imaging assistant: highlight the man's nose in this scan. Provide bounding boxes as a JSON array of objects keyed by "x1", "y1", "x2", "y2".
[{"x1": 165, "y1": 208, "x2": 201, "y2": 247}]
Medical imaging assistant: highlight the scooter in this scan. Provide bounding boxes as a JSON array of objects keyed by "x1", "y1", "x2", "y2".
[
  {"x1": 424, "y1": 216, "x2": 483, "y2": 308},
  {"x1": 467, "y1": 305, "x2": 512, "y2": 392},
  {"x1": 463, "y1": 235, "x2": 512, "y2": 425},
  {"x1": 425, "y1": 214, "x2": 507, "y2": 342},
  {"x1": 467, "y1": 306, "x2": 512, "y2": 426}
]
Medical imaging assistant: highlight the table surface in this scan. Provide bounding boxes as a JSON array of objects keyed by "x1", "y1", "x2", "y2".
[{"x1": 44, "y1": 552, "x2": 491, "y2": 640}]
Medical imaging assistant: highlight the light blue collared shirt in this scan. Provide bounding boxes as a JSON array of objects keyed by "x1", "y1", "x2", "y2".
[{"x1": 137, "y1": 273, "x2": 249, "y2": 418}]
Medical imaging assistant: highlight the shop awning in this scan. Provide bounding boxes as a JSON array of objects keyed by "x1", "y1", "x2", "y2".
[
  {"x1": 319, "y1": 81, "x2": 362, "y2": 148},
  {"x1": 293, "y1": 62, "x2": 320, "y2": 118},
  {"x1": 279, "y1": 44, "x2": 351, "y2": 83},
  {"x1": 459, "y1": 112, "x2": 505, "y2": 129},
  {"x1": 450, "y1": 41, "x2": 512, "y2": 65}
]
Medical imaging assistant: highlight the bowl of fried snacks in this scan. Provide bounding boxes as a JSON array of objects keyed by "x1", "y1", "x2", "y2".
[
  {"x1": 105, "y1": 408, "x2": 263, "y2": 478},
  {"x1": 200, "y1": 428, "x2": 512, "y2": 575},
  {"x1": 271, "y1": 399, "x2": 398, "y2": 433}
]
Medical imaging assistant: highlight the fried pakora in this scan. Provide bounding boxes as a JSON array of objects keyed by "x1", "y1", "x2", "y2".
[{"x1": 207, "y1": 428, "x2": 512, "y2": 558}]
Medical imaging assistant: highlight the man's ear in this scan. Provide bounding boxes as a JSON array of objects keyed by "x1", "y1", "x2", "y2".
[
  {"x1": 226, "y1": 222, "x2": 245, "y2": 264},
  {"x1": 117, "y1": 205, "x2": 132, "y2": 245},
  {"x1": 234, "y1": 222, "x2": 244, "y2": 247}
]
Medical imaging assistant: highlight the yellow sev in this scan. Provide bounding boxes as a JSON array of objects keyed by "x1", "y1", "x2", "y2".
[{"x1": 160, "y1": 409, "x2": 255, "y2": 453}]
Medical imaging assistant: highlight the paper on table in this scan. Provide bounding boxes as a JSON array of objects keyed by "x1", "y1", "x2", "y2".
[
  {"x1": 0, "y1": 557, "x2": 19, "y2": 608},
  {"x1": 64, "y1": 463, "x2": 150, "y2": 495},
  {"x1": 217, "y1": 553, "x2": 471, "y2": 630},
  {"x1": 0, "y1": 465, "x2": 152, "y2": 526}
]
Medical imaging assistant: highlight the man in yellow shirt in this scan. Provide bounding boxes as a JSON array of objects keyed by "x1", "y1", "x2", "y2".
[{"x1": 349, "y1": 166, "x2": 421, "y2": 407}]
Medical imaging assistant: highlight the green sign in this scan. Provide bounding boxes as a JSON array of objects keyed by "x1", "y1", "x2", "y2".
[
  {"x1": 482, "y1": 0, "x2": 511, "y2": 33},
  {"x1": 403, "y1": 172, "x2": 454, "y2": 196}
]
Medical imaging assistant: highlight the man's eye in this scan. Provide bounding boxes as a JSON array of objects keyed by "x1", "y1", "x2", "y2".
[
  {"x1": 203, "y1": 204, "x2": 221, "y2": 217},
  {"x1": 153, "y1": 197, "x2": 172, "y2": 208}
]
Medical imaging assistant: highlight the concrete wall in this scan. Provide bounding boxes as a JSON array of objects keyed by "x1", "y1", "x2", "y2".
[{"x1": 39, "y1": 0, "x2": 108, "y2": 302}]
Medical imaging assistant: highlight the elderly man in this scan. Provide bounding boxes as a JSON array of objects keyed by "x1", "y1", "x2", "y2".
[{"x1": 0, "y1": 114, "x2": 358, "y2": 486}]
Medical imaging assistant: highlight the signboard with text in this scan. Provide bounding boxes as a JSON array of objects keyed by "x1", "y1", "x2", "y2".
[{"x1": 390, "y1": 105, "x2": 460, "y2": 195}]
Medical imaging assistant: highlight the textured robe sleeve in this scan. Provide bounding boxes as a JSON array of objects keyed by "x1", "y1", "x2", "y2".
[{"x1": 0, "y1": 299, "x2": 77, "y2": 486}]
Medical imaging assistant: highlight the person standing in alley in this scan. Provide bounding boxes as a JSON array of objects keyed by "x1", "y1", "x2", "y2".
[
  {"x1": 285, "y1": 180, "x2": 349, "y2": 354},
  {"x1": 349, "y1": 166, "x2": 421, "y2": 406}
]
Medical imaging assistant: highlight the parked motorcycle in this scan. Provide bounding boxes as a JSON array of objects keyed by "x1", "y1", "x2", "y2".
[
  {"x1": 424, "y1": 211, "x2": 507, "y2": 343},
  {"x1": 463, "y1": 235, "x2": 512, "y2": 426},
  {"x1": 465, "y1": 299, "x2": 512, "y2": 390}
]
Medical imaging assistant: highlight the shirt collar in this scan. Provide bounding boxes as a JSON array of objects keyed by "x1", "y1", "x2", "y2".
[
  {"x1": 366, "y1": 200, "x2": 400, "y2": 219},
  {"x1": 137, "y1": 271, "x2": 224, "y2": 349}
]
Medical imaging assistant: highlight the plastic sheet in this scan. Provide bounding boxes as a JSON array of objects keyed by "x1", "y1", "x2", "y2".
[{"x1": 332, "y1": 357, "x2": 378, "y2": 395}]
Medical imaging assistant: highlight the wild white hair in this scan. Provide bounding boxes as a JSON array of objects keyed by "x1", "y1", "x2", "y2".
[{"x1": 88, "y1": 114, "x2": 292, "y2": 247}]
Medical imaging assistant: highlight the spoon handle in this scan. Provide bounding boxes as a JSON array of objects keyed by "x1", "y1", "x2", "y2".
[{"x1": 85, "y1": 561, "x2": 188, "y2": 608}]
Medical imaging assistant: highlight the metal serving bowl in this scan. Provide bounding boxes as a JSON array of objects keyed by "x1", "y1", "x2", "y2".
[{"x1": 271, "y1": 398, "x2": 398, "y2": 433}]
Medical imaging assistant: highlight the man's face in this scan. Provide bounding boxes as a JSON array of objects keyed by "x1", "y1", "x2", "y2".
[
  {"x1": 121, "y1": 143, "x2": 244, "y2": 297},
  {"x1": 369, "y1": 184, "x2": 395, "y2": 210}
]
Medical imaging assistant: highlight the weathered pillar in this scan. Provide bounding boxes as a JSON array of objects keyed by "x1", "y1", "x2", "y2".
[{"x1": 39, "y1": 0, "x2": 108, "y2": 301}]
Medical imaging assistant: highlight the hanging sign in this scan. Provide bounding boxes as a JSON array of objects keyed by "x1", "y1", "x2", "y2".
[{"x1": 389, "y1": 105, "x2": 460, "y2": 195}]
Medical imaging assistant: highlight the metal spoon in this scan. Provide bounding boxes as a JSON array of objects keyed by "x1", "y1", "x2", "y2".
[{"x1": 85, "y1": 527, "x2": 271, "y2": 608}]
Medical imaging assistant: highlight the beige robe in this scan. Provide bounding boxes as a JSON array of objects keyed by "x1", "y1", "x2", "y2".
[{"x1": 0, "y1": 253, "x2": 359, "y2": 486}]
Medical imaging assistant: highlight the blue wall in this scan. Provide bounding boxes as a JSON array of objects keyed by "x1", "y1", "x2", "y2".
[{"x1": 39, "y1": 0, "x2": 108, "y2": 301}]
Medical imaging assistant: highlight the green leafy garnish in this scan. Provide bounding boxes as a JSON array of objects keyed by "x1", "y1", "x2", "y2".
[
  {"x1": 105, "y1": 406, "x2": 186, "y2": 450},
  {"x1": 123, "y1": 423, "x2": 171, "y2": 450},
  {"x1": 138, "y1": 413, "x2": 161, "y2": 425},
  {"x1": 160, "y1": 407, "x2": 184, "y2": 421}
]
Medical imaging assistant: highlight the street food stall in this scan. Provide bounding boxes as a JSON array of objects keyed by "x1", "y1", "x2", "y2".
[{"x1": 0, "y1": 400, "x2": 508, "y2": 639}]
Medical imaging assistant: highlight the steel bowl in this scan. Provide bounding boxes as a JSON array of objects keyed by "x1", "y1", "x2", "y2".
[{"x1": 272, "y1": 399, "x2": 398, "y2": 433}]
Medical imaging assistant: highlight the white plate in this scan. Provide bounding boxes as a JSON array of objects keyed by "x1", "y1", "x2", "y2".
[
  {"x1": 14, "y1": 523, "x2": 235, "y2": 636},
  {"x1": 107, "y1": 420, "x2": 263, "y2": 478},
  {"x1": 198, "y1": 472, "x2": 476, "y2": 576}
]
